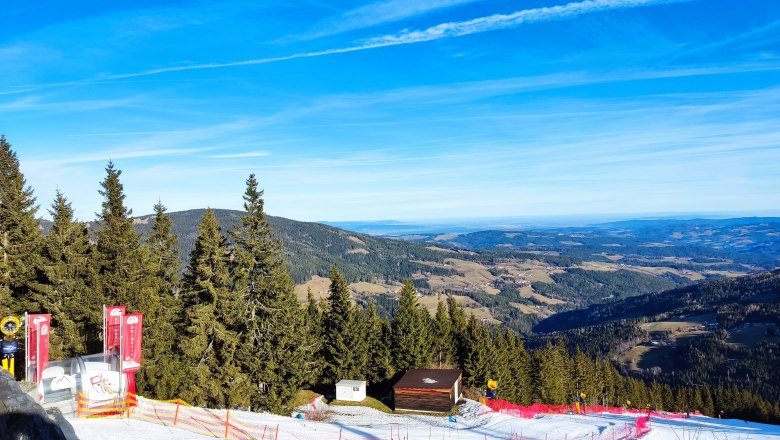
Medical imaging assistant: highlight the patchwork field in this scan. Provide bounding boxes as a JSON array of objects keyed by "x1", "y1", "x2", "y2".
[
  {"x1": 418, "y1": 295, "x2": 500, "y2": 324},
  {"x1": 618, "y1": 314, "x2": 716, "y2": 372},
  {"x1": 727, "y1": 324, "x2": 780, "y2": 348}
]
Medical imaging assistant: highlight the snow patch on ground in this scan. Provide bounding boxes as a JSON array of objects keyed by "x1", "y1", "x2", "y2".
[{"x1": 67, "y1": 398, "x2": 780, "y2": 440}]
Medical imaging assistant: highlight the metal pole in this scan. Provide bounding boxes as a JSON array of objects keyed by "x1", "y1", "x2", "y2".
[
  {"x1": 119, "y1": 313, "x2": 124, "y2": 396},
  {"x1": 24, "y1": 312, "x2": 28, "y2": 382},
  {"x1": 35, "y1": 320, "x2": 41, "y2": 385},
  {"x1": 102, "y1": 305, "x2": 106, "y2": 359}
]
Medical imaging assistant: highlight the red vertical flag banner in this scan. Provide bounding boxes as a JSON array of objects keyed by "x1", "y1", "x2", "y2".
[
  {"x1": 122, "y1": 313, "x2": 143, "y2": 397},
  {"x1": 105, "y1": 306, "x2": 126, "y2": 355},
  {"x1": 122, "y1": 313, "x2": 143, "y2": 371},
  {"x1": 26, "y1": 314, "x2": 51, "y2": 384}
]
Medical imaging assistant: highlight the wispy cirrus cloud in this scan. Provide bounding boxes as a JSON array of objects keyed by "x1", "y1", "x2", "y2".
[
  {"x1": 105, "y1": 0, "x2": 687, "y2": 79},
  {"x1": 208, "y1": 151, "x2": 271, "y2": 158},
  {"x1": 364, "y1": 0, "x2": 685, "y2": 46},
  {"x1": 299, "y1": 0, "x2": 478, "y2": 40}
]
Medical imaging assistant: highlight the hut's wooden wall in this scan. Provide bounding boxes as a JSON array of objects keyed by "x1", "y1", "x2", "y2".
[{"x1": 394, "y1": 387, "x2": 455, "y2": 412}]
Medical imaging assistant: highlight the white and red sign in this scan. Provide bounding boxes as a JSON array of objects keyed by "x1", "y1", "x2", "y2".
[
  {"x1": 27, "y1": 314, "x2": 50, "y2": 384},
  {"x1": 104, "y1": 306, "x2": 125, "y2": 354},
  {"x1": 121, "y1": 313, "x2": 143, "y2": 372}
]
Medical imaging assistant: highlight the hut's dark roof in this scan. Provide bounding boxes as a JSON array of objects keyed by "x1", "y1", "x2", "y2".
[{"x1": 393, "y1": 369, "x2": 461, "y2": 390}]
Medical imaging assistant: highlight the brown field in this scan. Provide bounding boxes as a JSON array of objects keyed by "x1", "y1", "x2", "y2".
[
  {"x1": 434, "y1": 233, "x2": 460, "y2": 241},
  {"x1": 418, "y1": 295, "x2": 499, "y2": 323},
  {"x1": 640, "y1": 313, "x2": 714, "y2": 332},
  {"x1": 347, "y1": 236, "x2": 366, "y2": 246},
  {"x1": 425, "y1": 246, "x2": 456, "y2": 253},
  {"x1": 618, "y1": 344, "x2": 677, "y2": 372},
  {"x1": 574, "y1": 261, "x2": 618, "y2": 272},
  {"x1": 727, "y1": 324, "x2": 780, "y2": 348},
  {"x1": 518, "y1": 285, "x2": 565, "y2": 305},
  {"x1": 420, "y1": 258, "x2": 500, "y2": 295},
  {"x1": 295, "y1": 275, "x2": 332, "y2": 302},
  {"x1": 595, "y1": 252, "x2": 624, "y2": 261},
  {"x1": 346, "y1": 248, "x2": 369, "y2": 254},
  {"x1": 620, "y1": 314, "x2": 718, "y2": 372},
  {"x1": 349, "y1": 281, "x2": 399, "y2": 295},
  {"x1": 525, "y1": 250, "x2": 561, "y2": 256},
  {"x1": 702, "y1": 270, "x2": 747, "y2": 278},
  {"x1": 510, "y1": 303, "x2": 537, "y2": 314}
]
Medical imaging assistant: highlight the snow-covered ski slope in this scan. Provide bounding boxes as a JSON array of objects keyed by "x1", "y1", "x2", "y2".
[{"x1": 67, "y1": 398, "x2": 780, "y2": 440}]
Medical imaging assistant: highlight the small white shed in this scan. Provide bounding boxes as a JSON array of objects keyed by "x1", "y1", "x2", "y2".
[{"x1": 335, "y1": 380, "x2": 367, "y2": 402}]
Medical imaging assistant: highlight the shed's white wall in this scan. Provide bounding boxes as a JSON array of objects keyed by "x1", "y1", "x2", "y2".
[{"x1": 336, "y1": 383, "x2": 366, "y2": 401}]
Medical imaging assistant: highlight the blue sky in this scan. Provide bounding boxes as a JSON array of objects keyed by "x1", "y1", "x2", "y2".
[{"x1": 1, "y1": 0, "x2": 779, "y2": 222}]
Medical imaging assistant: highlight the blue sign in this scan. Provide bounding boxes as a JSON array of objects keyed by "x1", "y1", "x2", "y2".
[
  {"x1": 1, "y1": 339, "x2": 18, "y2": 355},
  {"x1": 448, "y1": 416, "x2": 457, "y2": 423}
]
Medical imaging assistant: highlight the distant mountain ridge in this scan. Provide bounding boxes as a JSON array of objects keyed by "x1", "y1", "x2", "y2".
[{"x1": 132, "y1": 208, "x2": 462, "y2": 285}]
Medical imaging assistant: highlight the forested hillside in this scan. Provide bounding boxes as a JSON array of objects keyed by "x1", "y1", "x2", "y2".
[
  {"x1": 133, "y1": 208, "x2": 461, "y2": 284},
  {"x1": 3, "y1": 135, "x2": 780, "y2": 423},
  {"x1": 532, "y1": 270, "x2": 780, "y2": 406}
]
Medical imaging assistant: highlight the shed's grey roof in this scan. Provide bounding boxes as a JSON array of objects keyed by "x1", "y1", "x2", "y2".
[{"x1": 336, "y1": 380, "x2": 367, "y2": 387}]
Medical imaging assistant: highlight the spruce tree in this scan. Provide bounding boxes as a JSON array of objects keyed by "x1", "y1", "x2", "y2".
[
  {"x1": 321, "y1": 267, "x2": 367, "y2": 384},
  {"x1": 232, "y1": 174, "x2": 309, "y2": 414},
  {"x1": 506, "y1": 330, "x2": 533, "y2": 405},
  {"x1": 136, "y1": 201, "x2": 184, "y2": 399},
  {"x1": 391, "y1": 280, "x2": 432, "y2": 372},
  {"x1": 30, "y1": 191, "x2": 99, "y2": 357},
  {"x1": 0, "y1": 135, "x2": 43, "y2": 315},
  {"x1": 461, "y1": 313, "x2": 491, "y2": 388},
  {"x1": 433, "y1": 298, "x2": 453, "y2": 368},
  {"x1": 302, "y1": 289, "x2": 323, "y2": 387},
  {"x1": 364, "y1": 302, "x2": 393, "y2": 384},
  {"x1": 95, "y1": 161, "x2": 143, "y2": 309},
  {"x1": 447, "y1": 295, "x2": 468, "y2": 369},
  {"x1": 179, "y1": 208, "x2": 250, "y2": 408}
]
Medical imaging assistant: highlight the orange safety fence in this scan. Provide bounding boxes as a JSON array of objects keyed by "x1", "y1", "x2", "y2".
[{"x1": 77, "y1": 393, "x2": 282, "y2": 440}]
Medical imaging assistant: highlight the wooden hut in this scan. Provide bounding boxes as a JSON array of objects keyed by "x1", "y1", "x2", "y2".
[{"x1": 393, "y1": 369, "x2": 462, "y2": 412}]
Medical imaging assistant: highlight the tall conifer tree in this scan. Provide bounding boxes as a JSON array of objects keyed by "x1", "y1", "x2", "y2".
[
  {"x1": 180, "y1": 208, "x2": 249, "y2": 407},
  {"x1": 391, "y1": 280, "x2": 432, "y2": 372},
  {"x1": 136, "y1": 201, "x2": 184, "y2": 399},
  {"x1": 0, "y1": 135, "x2": 43, "y2": 315},
  {"x1": 433, "y1": 298, "x2": 453, "y2": 368},
  {"x1": 95, "y1": 161, "x2": 143, "y2": 309},
  {"x1": 364, "y1": 302, "x2": 393, "y2": 383},
  {"x1": 321, "y1": 267, "x2": 366, "y2": 383},
  {"x1": 232, "y1": 174, "x2": 309, "y2": 413},
  {"x1": 30, "y1": 191, "x2": 99, "y2": 357}
]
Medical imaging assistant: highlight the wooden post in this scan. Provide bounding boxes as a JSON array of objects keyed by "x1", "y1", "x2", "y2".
[
  {"x1": 224, "y1": 409, "x2": 230, "y2": 439},
  {"x1": 339, "y1": 429, "x2": 342, "y2": 440},
  {"x1": 76, "y1": 394, "x2": 81, "y2": 418},
  {"x1": 173, "y1": 401, "x2": 180, "y2": 426},
  {"x1": 261, "y1": 425, "x2": 267, "y2": 440},
  {"x1": 275, "y1": 424, "x2": 279, "y2": 440}
]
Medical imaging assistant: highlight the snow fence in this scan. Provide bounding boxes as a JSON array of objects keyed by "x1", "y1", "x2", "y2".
[
  {"x1": 77, "y1": 393, "x2": 277, "y2": 440},
  {"x1": 483, "y1": 399, "x2": 653, "y2": 439}
]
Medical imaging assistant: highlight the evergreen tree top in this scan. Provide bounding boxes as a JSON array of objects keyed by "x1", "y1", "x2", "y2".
[
  {"x1": 49, "y1": 190, "x2": 75, "y2": 234},
  {"x1": 97, "y1": 161, "x2": 132, "y2": 220}
]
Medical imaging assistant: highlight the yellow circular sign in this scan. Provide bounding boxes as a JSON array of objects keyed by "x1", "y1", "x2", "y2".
[{"x1": 0, "y1": 316, "x2": 21, "y2": 336}]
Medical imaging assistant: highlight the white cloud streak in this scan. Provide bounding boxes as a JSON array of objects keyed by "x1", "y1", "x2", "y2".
[
  {"x1": 365, "y1": 0, "x2": 683, "y2": 45},
  {"x1": 208, "y1": 151, "x2": 271, "y2": 158},
  {"x1": 300, "y1": 0, "x2": 478, "y2": 40},
  {"x1": 105, "y1": 0, "x2": 686, "y2": 79}
]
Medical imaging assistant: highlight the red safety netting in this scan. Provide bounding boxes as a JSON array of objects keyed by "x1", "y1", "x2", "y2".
[{"x1": 483, "y1": 399, "x2": 656, "y2": 439}]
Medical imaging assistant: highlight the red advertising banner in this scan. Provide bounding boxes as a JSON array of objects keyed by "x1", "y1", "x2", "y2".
[
  {"x1": 27, "y1": 314, "x2": 50, "y2": 384},
  {"x1": 122, "y1": 313, "x2": 143, "y2": 372},
  {"x1": 105, "y1": 306, "x2": 125, "y2": 355}
]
